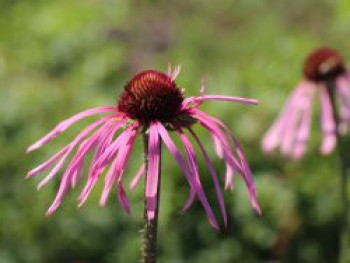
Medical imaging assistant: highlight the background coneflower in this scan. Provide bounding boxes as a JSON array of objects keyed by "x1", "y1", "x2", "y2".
[{"x1": 262, "y1": 47, "x2": 350, "y2": 263}]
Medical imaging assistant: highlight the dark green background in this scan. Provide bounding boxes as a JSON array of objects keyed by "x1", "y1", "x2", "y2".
[{"x1": 1, "y1": 0, "x2": 350, "y2": 262}]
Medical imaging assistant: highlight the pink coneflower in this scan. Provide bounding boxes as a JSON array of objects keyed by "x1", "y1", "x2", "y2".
[
  {"x1": 27, "y1": 65, "x2": 261, "y2": 230},
  {"x1": 262, "y1": 47, "x2": 350, "y2": 159}
]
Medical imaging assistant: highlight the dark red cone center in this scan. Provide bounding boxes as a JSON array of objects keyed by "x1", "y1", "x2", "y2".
[
  {"x1": 303, "y1": 47, "x2": 345, "y2": 82},
  {"x1": 117, "y1": 70, "x2": 184, "y2": 124}
]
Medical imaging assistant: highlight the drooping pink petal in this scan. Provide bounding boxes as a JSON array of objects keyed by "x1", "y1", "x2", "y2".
[
  {"x1": 280, "y1": 83, "x2": 315, "y2": 157},
  {"x1": 78, "y1": 121, "x2": 127, "y2": 199},
  {"x1": 291, "y1": 88, "x2": 315, "y2": 159},
  {"x1": 188, "y1": 127, "x2": 228, "y2": 226},
  {"x1": 65, "y1": 121, "x2": 117, "y2": 190},
  {"x1": 70, "y1": 139, "x2": 89, "y2": 188},
  {"x1": 27, "y1": 106, "x2": 117, "y2": 153},
  {"x1": 224, "y1": 162, "x2": 234, "y2": 190},
  {"x1": 319, "y1": 85, "x2": 336, "y2": 155},
  {"x1": 146, "y1": 123, "x2": 161, "y2": 221},
  {"x1": 117, "y1": 184, "x2": 131, "y2": 214},
  {"x1": 174, "y1": 125, "x2": 220, "y2": 229},
  {"x1": 36, "y1": 118, "x2": 108, "y2": 190},
  {"x1": 262, "y1": 81, "x2": 314, "y2": 154},
  {"x1": 64, "y1": 125, "x2": 108, "y2": 184},
  {"x1": 231, "y1": 135, "x2": 261, "y2": 215},
  {"x1": 130, "y1": 164, "x2": 146, "y2": 191},
  {"x1": 198, "y1": 111, "x2": 261, "y2": 214},
  {"x1": 44, "y1": 118, "x2": 111, "y2": 214},
  {"x1": 78, "y1": 122, "x2": 125, "y2": 204},
  {"x1": 181, "y1": 188, "x2": 196, "y2": 213},
  {"x1": 89, "y1": 124, "x2": 117, "y2": 171},
  {"x1": 26, "y1": 147, "x2": 69, "y2": 179},
  {"x1": 99, "y1": 125, "x2": 138, "y2": 208},
  {"x1": 156, "y1": 122, "x2": 219, "y2": 229},
  {"x1": 190, "y1": 109, "x2": 243, "y2": 175},
  {"x1": 71, "y1": 161, "x2": 84, "y2": 189},
  {"x1": 37, "y1": 156, "x2": 68, "y2": 190},
  {"x1": 210, "y1": 133, "x2": 236, "y2": 190},
  {"x1": 212, "y1": 134, "x2": 224, "y2": 158},
  {"x1": 91, "y1": 119, "x2": 130, "y2": 170}
]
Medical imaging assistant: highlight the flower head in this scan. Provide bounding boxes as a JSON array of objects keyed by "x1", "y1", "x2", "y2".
[
  {"x1": 262, "y1": 47, "x2": 350, "y2": 159},
  {"x1": 27, "y1": 65, "x2": 260, "y2": 229}
]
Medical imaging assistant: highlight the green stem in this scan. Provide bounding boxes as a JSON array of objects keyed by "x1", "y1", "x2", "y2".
[
  {"x1": 142, "y1": 134, "x2": 161, "y2": 263},
  {"x1": 326, "y1": 82, "x2": 349, "y2": 263}
]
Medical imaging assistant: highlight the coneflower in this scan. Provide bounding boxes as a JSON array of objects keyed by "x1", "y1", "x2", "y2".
[
  {"x1": 27, "y1": 65, "x2": 261, "y2": 262},
  {"x1": 262, "y1": 47, "x2": 350, "y2": 158},
  {"x1": 262, "y1": 47, "x2": 350, "y2": 263}
]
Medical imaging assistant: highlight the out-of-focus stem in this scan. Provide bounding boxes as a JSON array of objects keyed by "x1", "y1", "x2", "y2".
[
  {"x1": 326, "y1": 82, "x2": 349, "y2": 263},
  {"x1": 141, "y1": 134, "x2": 161, "y2": 263}
]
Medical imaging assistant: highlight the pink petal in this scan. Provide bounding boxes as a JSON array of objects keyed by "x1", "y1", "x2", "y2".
[
  {"x1": 181, "y1": 188, "x2": 196, "y2": 213},
  {"x1": 146, "y1": 123, "x2": 161, "y2": 221},
  {"x1": 66, "y1": 122, "x2": 113, "y2": 189},
  {"x1": 231, "y1": 135, "x2": 261, "y2": 215},
  {"x1": 26, "y1": 147, "x2": 69, "y2": 179},
  {"x1": 291, "y1": 89, "x2": 315, "y2": 159},
  {"x1": 117, "y1": 184, "x2": 131, "y2": 214},
  {"x1": 211, "y1": 133, "x2": 236, "y2": 190},
  {"x1": 280, "y1": 83, "x2": 315, "y2": 157},
  {"x1": 175, "y1": 125, "x2": 220, "y2": 229},
  {"x1": 79, "y1": 122, "x2": 124, "y2": 202},
  {"x1": 130, "y1": 164, "x2": 145, "y2": 191},
  {"x1": 319, "y1": 86, "x2": 336, "y2": 155},
  {"x1": 194, "y1": 95, "x2": 258, "y2": 105},
  {"x1": 156, "y1": 122, "x2": 219, "y2": 229},
  {"x1": 212, "y1": 134, "x2": 224, "y2": 159},
  {"x1": 188, "y1": 127, "x2": 228, "y2": 226},
  {"x1": 262, "y1": 81, "x2": 314, "y2": 154},
  {"x1": 99, "y1": 126, "x2": 138, "y2": 207},
  {"x1": 224, "y1": 162, "x2": 235, "y2": 190},
  {"x1": 201, "y1": 112, "x2": 261, "y2": 214},
  {"x1": 191, "y1": 109, "x2": 243, "y2": 175},
  {"x1": 27, "y1": 106, "x2": 117, "y2": 153},
  {"x1": 37, "y1": 118, "x2": 107, "y2": 190},
  {"x1": 92, "y1": 119, "x2": 130, "y2": 170}
]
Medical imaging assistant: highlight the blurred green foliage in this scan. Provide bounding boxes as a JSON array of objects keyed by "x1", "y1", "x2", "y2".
[{"x1": 1, "y1": 0, "x2": 350, "y2": 262}]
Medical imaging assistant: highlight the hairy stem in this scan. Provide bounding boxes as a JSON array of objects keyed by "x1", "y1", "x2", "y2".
[
  {"x1": 141, "y1": 134, "x2": 161, "y2": 263},
  {"x1": 326, "y1": 82, "x2": 349, "y2": 263}
]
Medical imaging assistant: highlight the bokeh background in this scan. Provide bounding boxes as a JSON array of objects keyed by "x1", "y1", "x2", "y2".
[{"x1": 1, "y1": 0, "x2": 350, "y2": 262}]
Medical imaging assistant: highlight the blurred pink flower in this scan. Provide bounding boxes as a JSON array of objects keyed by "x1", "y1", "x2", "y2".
[
  {"x1": 262, "y1": 47, "x2": 350, "y2": 159},
  {"x1": 27, "y1": 66, "x2": 261, "y2": 229}
]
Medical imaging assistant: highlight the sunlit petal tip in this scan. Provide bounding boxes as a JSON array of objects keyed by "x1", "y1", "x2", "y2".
[
  {"x1": 98, "y1": 199, "x2": 107, "y2": 207},
  {"x1": 45, "y1": 203, "x2": 60, "y2": 217},
  {"x1": 25, "y1": 171, "x2": 34, "y2": 179},
  {"x1": 147, "y1": 211, "x2": 155, "y2": 221},
  {"x1": 254, "y1": 208, "x2": 262, "y2": 217},
  {"x1": 320, "y1": 136, "x2": 336, "y2": 155},
  {"x1": 252, "y1": 203, "x2": 262, "y2": 216},
  {"x1": 224, "y1": 184, "x2": 234, "y2": 191},
  {"x1": 211, "y1": 221, "x2": 220, "y2": 231},
  {"x1": 27, "y1": 144, "x2": 41, "y2": 153}
]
